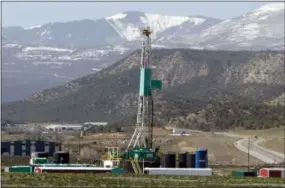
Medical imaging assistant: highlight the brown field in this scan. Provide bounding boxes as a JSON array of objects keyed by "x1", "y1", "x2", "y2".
[
  {"x1": 1, "y1": 127, "x2": 268, "y2": 167},
  {"x1": 1, "y1": 133, "x2": 25, "y2": 141},
  {"x1": 231, "y1": 126, "x2": 285, "y2": 154},
  {"x1": 61, "y1": 128, "x2": 263, "y2": 165},
  {"x1": 157, "y1": 131, "x2": 262, "y2": 165}
]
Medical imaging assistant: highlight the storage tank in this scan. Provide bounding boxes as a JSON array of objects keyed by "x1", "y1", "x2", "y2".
[
  {"x1": 186, "y1": 153, "x2": 195, "y2": 168},
  {"x1": 1, "y1": 140, "x2": 61, "y2": 156},
  {"x1": 38, "y1": 152, "x2": 49, "y2": 158},
  {"x1": 31, "y1": 152, "x2": 49, "y2": 158},
  {"x1": 5, "y1": 166, "x2": 33, "y2": 173},
  {"x1": 161, "y1": 153, "x2": 176, "y2": 168},
  {"x1": 13, "y1": 141, "x2": 22, "y2": 156},
  {"x1": 53, "y1": 151, "x2": 70, "y2": 164},
  {"x1": 144, "y1": 168, "x2": 212, "y2": 176},
  {"x1": 160, "y1": 155, "x2": 165, "y2": 167},
  {"x1": 178, "y1": 153, "x2": 187, "y2": 168},
  {"x1": 195, "y1": 149, "x2": 208, "y2": 168},
  {"x1": 232, "y1": 170, "x2": 257, "y2": 177}
]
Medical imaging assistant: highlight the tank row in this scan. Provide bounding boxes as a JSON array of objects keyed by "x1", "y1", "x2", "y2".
[
  {"x1": 1, "y1": 140, "x2": 61, "y2": 156},
  {"x1": 160, "y1": 149, "x2": 208, "y2": 168}
]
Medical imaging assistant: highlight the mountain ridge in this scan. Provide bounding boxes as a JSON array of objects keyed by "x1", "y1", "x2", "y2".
[
  {"x1": 2, "y1": 2, "x2": 284, "y2": 102},
  {"x1": 3, "y1": 3, "x2": 284, "y2": 49},
  {"x1": 2, "y1": 49, "x2": 284, "y2": 131}
]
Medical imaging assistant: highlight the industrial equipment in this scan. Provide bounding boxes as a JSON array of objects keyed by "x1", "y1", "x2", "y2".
[
  {"x1": 125, "y1": 27, "x2": 162, "y2": 158},
  {"x1": 119, "y1": 27, "x2": 162, "y2": 173},
  {"x1": 6, "y1": 150, "x2": 125, "y2": 174},
  {"x1": 144, "y1": 168, "x2": 213, "y2": 176},
  {"x1": 4, "y1": 27, "x2": 215, "y2": 177}
]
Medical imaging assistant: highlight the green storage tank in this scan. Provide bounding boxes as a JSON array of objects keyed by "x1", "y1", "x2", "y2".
[
  {"x1": 232, "y1": 170, "x2": 257, "y2": 177},
  {"x1": 6, "y1": 166, "x2": 32, "y2": 173},
  {"x1": 249, "y1": 168, "x2": 259, "y2": 174},
  {"x1": 112, "y1": 168, "x2": 125, "y2": 174},
  {"x1": 33, "y1": 157, "x2": 48, "y2": 164},
  {"x1": 232, "y1": 170, "x2": 245, "y2": 177}
]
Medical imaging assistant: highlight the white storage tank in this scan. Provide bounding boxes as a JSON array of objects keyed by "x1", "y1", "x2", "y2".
[
  {"x1": 144, "y1": 168, "x2": 212, "y2": 176},
  {"x1": 103, "y1": 160, "x2": 114, "y2": 168}
]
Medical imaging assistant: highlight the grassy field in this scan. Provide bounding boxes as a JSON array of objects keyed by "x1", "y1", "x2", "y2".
[
  {"x1": 2, "y1": 173, "x2": 285, "y2": 188},
  {"x1": 232, "y1": 126, "x2": 285, "y2": 154}
]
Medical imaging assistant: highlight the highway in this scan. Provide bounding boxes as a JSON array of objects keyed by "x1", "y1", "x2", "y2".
[{"x1": 215, "y1": 132, "x2": 285, "y2": 164}]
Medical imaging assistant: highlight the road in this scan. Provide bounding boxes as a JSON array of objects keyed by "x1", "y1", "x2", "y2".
[{"x1": 214, "y1": 132, "x2": 285, "y2": 164}]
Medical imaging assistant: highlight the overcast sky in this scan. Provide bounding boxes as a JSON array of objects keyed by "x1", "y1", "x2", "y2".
[{"x1": 2, "y1": 1, "x2": 267, "y2": 27}]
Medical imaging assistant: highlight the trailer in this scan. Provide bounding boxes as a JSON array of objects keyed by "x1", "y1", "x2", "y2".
[{"x1": 34, "y1": 166, "x2": 114, "y2": 173}]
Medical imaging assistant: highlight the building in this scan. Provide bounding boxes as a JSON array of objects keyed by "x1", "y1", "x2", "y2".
[
  {"x1": 45, "y1": 124, "x2": 82, "y2": 132},
  {"x1": 83, "y1": 122, "x2": 108, "y2": 126},
  {"x1": 172, "y1": 129, "x2": 190, "y2": 136},
  {"x1": 259, "y1": 168, "x2": 285, "y2": 178},
  {"x1": 1, "y1": 140, "x2": 61, "y2": 156}
]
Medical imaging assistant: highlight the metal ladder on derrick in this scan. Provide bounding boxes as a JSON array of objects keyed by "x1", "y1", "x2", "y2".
[{"x1": 130, "y1": 159, "x2": 142, "y2": 174}]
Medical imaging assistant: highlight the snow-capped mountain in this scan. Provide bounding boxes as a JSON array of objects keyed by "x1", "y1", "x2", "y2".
[
  {"x1": 155, "y1": 16, "x2": 222, "y2": 48},
  {"x1": 105, "y1": 11, "x2": 209, "y2": 41},
  {"x1": 2, "y1": 42, "x2": 133, "y2": 101},
  {"x1": 3, "y1": 19, "x2": 124, "y2": 48},
  {"x1": 3, "y1": 43, "x2": 130, "y2": 62},
  {"x1": 194, "y1": 3, "x2": 285, "y2": 50},
  {"x1": 3, "y1": 3, "x2": 284, "y2": 50},
  {"x1": 2, "y1": 3, "x2": 284, "y2": 102},
  {"x1": 3, "y1": 11, "x2": 220, "y2": 48}
]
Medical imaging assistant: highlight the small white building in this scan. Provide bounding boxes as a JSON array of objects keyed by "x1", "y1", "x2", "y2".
[
  {"x1": 45, "y1": 124, "x2": 82, "y2": 132},
  {"x1": 83, "y1": 122, "x2": 108, "y2": 126},
  {"x1": 172, "y1": 129, "x2": 190, "y2": 136}
]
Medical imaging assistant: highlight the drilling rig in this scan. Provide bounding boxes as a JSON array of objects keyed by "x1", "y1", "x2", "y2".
[{"x1": 122, "y1": 27, "x2": 162, "y2": 164}]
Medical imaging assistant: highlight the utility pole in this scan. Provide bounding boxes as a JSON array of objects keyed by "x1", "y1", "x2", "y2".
[
  {"x1": 283, "y1": 126, "x2": 285, "y2": 168},
  {"x1": 78, "y1": 137, "x2": 81, "y2": 155},
  {"x1": 248, "y1": 135, "x2": 257, "y2": 171},
  {"x1": 78, "y1": 128, "x2": 84, "y2": 156},
  {"x1": 247, "y1": 137, "x2": 250, "y2": 171}
]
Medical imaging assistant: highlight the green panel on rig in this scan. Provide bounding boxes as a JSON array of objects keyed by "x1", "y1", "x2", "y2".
[
  {"x1": 151, "y1": 79, "x2": 162, "y2": 89},
  {"x1": 123, "y1": 147, "x2": 156, "y2": 161},
  {"x1": 139, "y1": 68, "x2": 152, "y2": 96}
]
